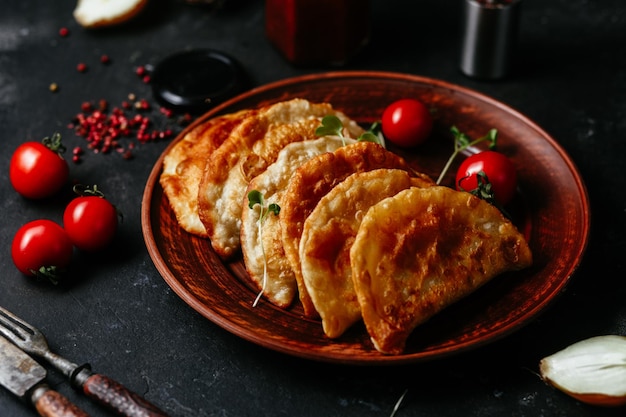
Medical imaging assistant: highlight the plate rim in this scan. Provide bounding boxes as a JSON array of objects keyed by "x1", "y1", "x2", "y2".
[{"x1": 141, "y1": 70, "x2": 591, "y2": 365}]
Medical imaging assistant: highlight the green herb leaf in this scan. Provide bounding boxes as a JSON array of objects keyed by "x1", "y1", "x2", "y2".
[
  {"x1": 247, "y1": 190, "x2": 281, "y2": 307},
  {"x1": 357, "y1": 132, "x2": 380, "y2": 143},
  {"x1": 316, "y1": 116, "x2": 387, "y2": 147},
  {"x1": 267, "y1": 203, "x2": 281, "y2": 216},
  {"x1": 436, "y1": 126, "x2": 498, "y2": 185},
  {"x1": 315, "y1": 115, "x2": 344, "y2": 137},
  {"x1": 247, "y1": 189, "x2": 264, "y2": 209},
  {"x1": 357, "y1": 121, "x2": 386, "y2": 147}
]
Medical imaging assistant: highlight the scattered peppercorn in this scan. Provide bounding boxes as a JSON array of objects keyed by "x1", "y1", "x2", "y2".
[
  {"x1": 159, "y1": 107, "x2": 174, "y2": 118},
  {"x1": 59, "y1": 27, "x2": 69, "y2": 37},
  {"x1": 49, "y1": 83, "x2": 59, "y2": 92},
  {"x1": 70, "y1": 97, "x2": 177, "y2": 162},
  {"x1": 66, "y1": 59, "x2": 180, "y2": 163}
]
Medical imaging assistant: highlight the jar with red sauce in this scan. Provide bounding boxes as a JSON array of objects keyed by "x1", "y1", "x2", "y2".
[{"x1": 265, "y1": 0, "x2": 371, "y2": 66}]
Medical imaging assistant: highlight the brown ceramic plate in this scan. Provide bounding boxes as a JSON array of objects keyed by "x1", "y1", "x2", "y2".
[{"x1": 141, "y1": 71, "x2": 590, "y2": 365}]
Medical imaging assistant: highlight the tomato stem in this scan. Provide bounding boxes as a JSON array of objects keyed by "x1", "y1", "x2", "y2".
[
  {"x1": 32, "y1": 266, "x2": 64, "y2": 285},
  {"x1": 72, "y1": 184, "x2": 105, "y2": 198},
  {"x1": 41, "y1": 132, "x2": 67, "y2": 155}
]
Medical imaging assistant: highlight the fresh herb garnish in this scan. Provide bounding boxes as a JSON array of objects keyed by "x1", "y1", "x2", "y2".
[
  {"x1": 247, "y1": 190, "x2": 280, "y2": 307},
  {"x1": 436, "y1": 126, "x2": 497, "y2": 185},
  {"x1": 315, "y1": 115, "x2": 345, "y2": 141},
  {"x1": 315, "y1": 115, "x2": 385, "y2": 147},
  {"x1": 359, "y1": 120, "x2": 386, "y2": 147},
  {"x1": 248, "y1": 190, "x2": 280, "y2": 220}
]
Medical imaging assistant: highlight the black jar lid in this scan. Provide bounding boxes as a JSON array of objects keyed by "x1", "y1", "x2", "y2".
[{"x1": 151, "y1": 49, "x2": 248, "y2": 114}]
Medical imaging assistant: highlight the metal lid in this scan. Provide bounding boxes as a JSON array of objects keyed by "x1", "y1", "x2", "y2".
[{"x1": 151, "y1": 49, "x2": 248, "y2": 113}]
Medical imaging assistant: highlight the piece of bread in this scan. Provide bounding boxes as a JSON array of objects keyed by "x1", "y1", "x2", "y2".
[{"x1": 74, "y1": 0, "x2": 149, "y2": 28}]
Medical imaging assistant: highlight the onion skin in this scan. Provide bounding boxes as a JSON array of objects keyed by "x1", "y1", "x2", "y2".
[
  {"x1": 565, "y1": 393, "x2": 626, "y2": 407},
  {"x1": 539, "y1": 335, "x2": 626, "y2": 407}
]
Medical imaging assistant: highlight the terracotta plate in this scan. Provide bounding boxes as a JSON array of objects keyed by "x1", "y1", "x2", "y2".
[{"x1": 141, "y1": 71, "x2": 590, "y2": 365}]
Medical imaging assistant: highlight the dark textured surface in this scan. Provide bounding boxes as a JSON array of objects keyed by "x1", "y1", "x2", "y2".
[{"x1": 1, "y1": 0, "x2": 625, "y2": 416}]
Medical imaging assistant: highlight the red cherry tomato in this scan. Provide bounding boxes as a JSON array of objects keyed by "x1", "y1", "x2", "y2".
[
  {"x1": 63, "y1": 195, "x2": 118, "y2": 252},
  {"x1": 12, "y1": 220, "x2": 73, "y2": 280},
  {"x1": 381, "y1": 98, "x2": 433, "y2": 148},
  {"x1": 9, "y1": 134, "x2": 69, "y2": 199},
  {"x1": 455, "y1": 151, "x2": 517, "y2": 206}
]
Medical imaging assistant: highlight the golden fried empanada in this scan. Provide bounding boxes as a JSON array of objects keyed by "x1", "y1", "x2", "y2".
[
  {"x1": 350, "y1": 186, "x2": 533, "y2": 354},
  {"x1": 198, "y1": 98, "x2": 363, "y2": 258},
  {"x1": 280, "y1": 141, "x2": 431, "y2": 316},
  {"x1": 160, "y1": 110, "x2": 250, "y2": 237},
  {"x1": 300, "y1": 169, "x2": 434, "y2": 337},
  {"x1": 241, "y1": 136, "x2": 349, "y2": 308}
]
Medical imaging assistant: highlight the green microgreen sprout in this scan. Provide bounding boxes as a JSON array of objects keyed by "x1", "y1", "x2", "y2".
[
  {"x1": 315, "y1": 115, "x2": 385, "y2": 147},
  {"x1": 359, "y1": 120, "x2": 386, "y2": 147},
  {"x1": 315, "y1": 115, "x2": 345, "y2": 143},
  {"x1": 436, "y1": 126, "x2": 498, "y2": 185},
  {"x1": 247, "y1": 190, "x2": 280, "y2": 307}
]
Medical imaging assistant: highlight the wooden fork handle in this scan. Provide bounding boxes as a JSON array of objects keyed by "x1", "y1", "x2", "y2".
[
  {"x1": 81, "y1": 373, "x2": 169, "y2": 417},
  {"x1": 32, "y1": 386, "x2": 90, "y2": 417}
]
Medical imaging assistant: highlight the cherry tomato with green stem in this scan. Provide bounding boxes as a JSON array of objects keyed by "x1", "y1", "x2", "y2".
[
  {"x1": 63, "y1": 186, "x2": 119, "y2": 252},
  {"x1": 455, "y1": 150, "x2": 517, "y2": 206},
  {"x1": 9, "y1": 133, "x2": 69, "y2": 199},
  {"x1": 11, "y1": 219, "x2": 73, "y2": 283},
  {"x1": 381, "y1": 98, "x2": 433, "y2": 148}
]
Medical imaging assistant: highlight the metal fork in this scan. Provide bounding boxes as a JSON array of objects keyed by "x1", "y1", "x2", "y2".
[{"x1": 0, "y1": 306, "x2": 169, "y2": 417}]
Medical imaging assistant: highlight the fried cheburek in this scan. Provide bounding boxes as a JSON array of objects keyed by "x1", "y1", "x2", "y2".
[
  {"x1": 240, "y1": 136, "x2": 351, "y2": 308},
  {"x1": 197, "y1": 98, "x2": 363, "y2": 259},
  {"x1": 350, "y1": 186, "x2": 533, "y2": 355},
  {"x1": 158, "y1": 97, "x2": 534, "y2": 356},
  {"x1": 159, "y1": 110, "x2": 251, "y2": 237},
  {"x1": 280, "y1": 141, "x2": 433, "y2": 317},
  {"x1": 299, "y1": 169, "x2": 435, "y2": 338}
]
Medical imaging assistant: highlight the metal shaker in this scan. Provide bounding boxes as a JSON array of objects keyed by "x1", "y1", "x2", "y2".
[{"x1": 460, "y1": 0, "x2": 522, "y2": 79}]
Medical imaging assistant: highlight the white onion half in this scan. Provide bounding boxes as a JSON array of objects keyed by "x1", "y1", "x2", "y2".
[{"x1": 539, "y1": 335, "x2": 626, "y2": 407}]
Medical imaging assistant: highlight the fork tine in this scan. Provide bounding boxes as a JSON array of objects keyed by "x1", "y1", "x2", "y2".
[{"x1": 0, "y1": 306, "x2": 39, "y2": 343}]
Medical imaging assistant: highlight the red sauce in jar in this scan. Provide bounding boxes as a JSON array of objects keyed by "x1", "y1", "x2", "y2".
[{"x1": 265, "y1": 0, "x2": 370, "y2": 66}]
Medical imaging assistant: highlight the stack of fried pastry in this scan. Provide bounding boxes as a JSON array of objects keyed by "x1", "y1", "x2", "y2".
[{"x1": 160, "y1": 98, "x2": 533, "y2": 355}]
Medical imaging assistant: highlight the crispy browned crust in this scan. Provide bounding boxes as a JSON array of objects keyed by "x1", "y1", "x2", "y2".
[
  {"x1": 159, "y1": 110, "x2": 250, "y2": 237},
  {"x1": 350, "y1": 186, "x2": 533, "y2": 354},
  {"x1": 280, "y1": 142, "x2": 428, "y2": 317},
  {"x1": 300, "y1": 169, "x2": 434, "y2": 337},
  {"x1": 197, "y1": 98, "x2": 363, "y2": 259},
  {"x1": 239, "y1": 137, "x2": 347, "y2": 308}
]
